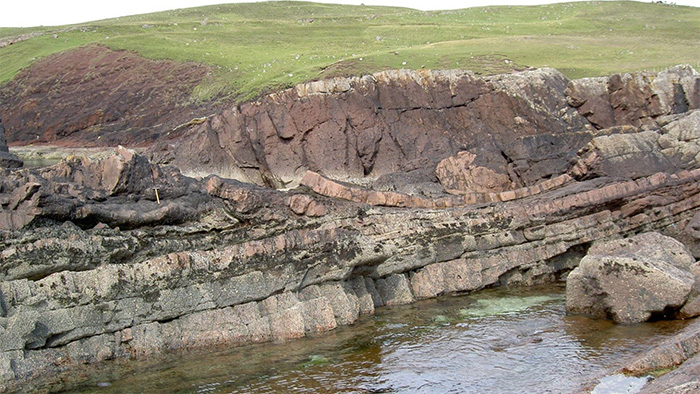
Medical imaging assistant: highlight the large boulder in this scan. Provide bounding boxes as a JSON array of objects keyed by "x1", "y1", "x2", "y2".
[
  {"x1": 566, "y1": 232, "x2": 698, "y2": 324},
  {"x1": 0, "y1": 117, "x2": 22, "y2": 168}
]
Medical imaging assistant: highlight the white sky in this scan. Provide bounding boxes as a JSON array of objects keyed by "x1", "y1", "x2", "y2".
[{"x1": 2, "y1": 0, "x2": 698, "y2": 28}]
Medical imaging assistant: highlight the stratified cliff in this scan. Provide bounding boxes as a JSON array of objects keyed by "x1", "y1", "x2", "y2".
[
  {"x1": 1, "y1": 65, "x2": 700, "y2": 392},
  {"x1": 150, "y1": 68, "x2": 590, "y2": 188},
  {"x1": 150, "y1": 65, "x2": 700, "y2": 192}
]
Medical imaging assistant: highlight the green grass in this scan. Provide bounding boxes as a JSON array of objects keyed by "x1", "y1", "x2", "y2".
[{"x1": 1, "y1": 1, "x2": 698, "y2": 102}]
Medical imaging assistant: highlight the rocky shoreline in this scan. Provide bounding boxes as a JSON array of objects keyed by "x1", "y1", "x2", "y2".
[
  {"x1": 1, "y1": 65, "x2": 700, "y2": 392},
  {"x1": 0, "y1": 118, "x2": 22, "y2": 169}
]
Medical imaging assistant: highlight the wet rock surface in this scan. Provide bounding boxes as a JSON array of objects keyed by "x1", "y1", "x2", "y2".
[
  {"x1": 604, "y1": 318, "x2": 700, "y2": 393},
  {"x1": 0, "y1": 65, "x2": 700, "y2": 392},
  {"x1": 640, "y1": 355, "x2": 700, "y2": 394}
]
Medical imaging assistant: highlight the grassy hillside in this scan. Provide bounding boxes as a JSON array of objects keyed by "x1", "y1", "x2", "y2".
[{"x1": 1, "y1": 1, "x2": 698, "y2": 102}]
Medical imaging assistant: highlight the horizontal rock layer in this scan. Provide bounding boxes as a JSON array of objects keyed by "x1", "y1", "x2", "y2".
[
  {"x1": 2, "y1": 160, "x2": 700, "y2": 391},
  {"x1": 1, "y1": 65, "x2": 700, "y2": 392},
  {"x1": 149, "y1": 65, "x2": 700, "y2": 191}
]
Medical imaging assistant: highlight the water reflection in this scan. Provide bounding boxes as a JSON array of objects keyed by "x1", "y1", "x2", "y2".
[
  {"x1": 64, "y1": 284, "x2": 688, "y2": 394},
  {"x1": 17, "y1": 158, "x2": 61, "y2": 169}
]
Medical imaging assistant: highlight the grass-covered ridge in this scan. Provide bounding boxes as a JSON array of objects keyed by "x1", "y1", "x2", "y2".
[{"x1": 1, "y1": 1, "x2": 698, "y2": 102}]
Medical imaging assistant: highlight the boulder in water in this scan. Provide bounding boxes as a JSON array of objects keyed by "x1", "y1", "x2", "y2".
[{"x1": 566, "y1": 232, "x2": 698, "y2": 324}]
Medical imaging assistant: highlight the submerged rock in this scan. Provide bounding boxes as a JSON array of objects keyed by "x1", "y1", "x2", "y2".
[{"x1": 566, "y1": 232, "x2": 699, "y2": 324}]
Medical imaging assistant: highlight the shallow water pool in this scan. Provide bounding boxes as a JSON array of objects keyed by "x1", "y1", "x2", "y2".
[{"x1": 61, "y1": 284, "x2": 687, "y2": 394}]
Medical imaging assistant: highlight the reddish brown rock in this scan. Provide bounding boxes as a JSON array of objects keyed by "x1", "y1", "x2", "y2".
[
  {"x1": 566, "y1": 65, "x2": 700, "y2": 129},
  {"x1": 151, "y1": 68, "x2": 590, "y2": 187},
  {"x1": 2, "y1": 66, "x2": 700, "y2": 393},
  {"x1": 0, "y1": 45, "x2": 215, "y2": 147},
  {"x1": 436, "y1": 151, "x2": 514, "y2": 194},
  {"x1": 286, "y1": 194, "x2": 328, "y2": 217}
]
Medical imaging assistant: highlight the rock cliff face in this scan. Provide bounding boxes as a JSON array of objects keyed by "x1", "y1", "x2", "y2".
[
  {"x1": 150, "y1": 68, "x2": 590, "y2": 188},
  {"x1": 566, "y1": 65, "x2": 700, "y2": 129},
  {"x1": 1, "y1": 66, "x2": 700, "y2": 392},
  {"x1": 150, "y1": 65, "x2": 700, "y2": 192},
  {"x1": 0, "y1": 118, "x2": 22, "y2": 168}
]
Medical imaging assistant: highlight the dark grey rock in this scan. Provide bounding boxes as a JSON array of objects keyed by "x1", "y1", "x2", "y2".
[{"x1": 0, "y1": 117, "x2": 22, "y2": 168}]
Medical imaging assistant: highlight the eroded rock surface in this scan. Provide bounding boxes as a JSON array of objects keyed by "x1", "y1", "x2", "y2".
[
  {"x1": 1, "y1": 65, "x2": 700, "y2": 392},
  {"x1": 566, "y1": 232, "x2": 699, "y2": 324},
  {"x1": 435, "y1": 151, "x2": 514, "y2": 194},
  {"x1": 569, "y1": 111, "x2": 700, "y2": 180},
  {"x1": 2, "y1": 148, "x2": 700, "y2": 392},
  {"x1": 566, "y1": 65, "x2": 700, "y2": 129},
  {"x1": 150, "y1": 68, "x2": 590, "y2": 187}
]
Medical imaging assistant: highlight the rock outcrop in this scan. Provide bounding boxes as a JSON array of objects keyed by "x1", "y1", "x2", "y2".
[
  {"x1": 1, "y1": 66, "x2": 700, "y2": 392},
  {"x1": 566, "y1": 65, "x2": 700, "y2": 129},
  {"x1": 435, "y1": 151, "x2": 515, "y2": 194},
  {"x1": 616, "y1": 318, "x2": 700, "y2": 393},
  {"x1": 0, "y1": 118, "x2": 22, "y2": 168},
  {"x1": 2, "y1": 148, "x2": 700, "y2": 392},
  {"x1": 149, "y1": 67, "x2": 590, "y2": 187},
  {"x1": 0, "y1": 45, "x2": 216, "y2": 147},
  {"x1": 569, "y1": 111, "x2": 700, "y2": 181},
  {"x1": 566, "y1": 232, "x2": 699, "y2": 324},
  {"x1": 147, "y1": 65, "x2": 700, "y2": 193}
]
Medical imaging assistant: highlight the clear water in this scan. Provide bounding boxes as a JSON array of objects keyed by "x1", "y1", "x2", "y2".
[
  {"x1": 60, "y1": 284, "x2": 687, "y2": 394},
  {"x1": 19, "y1": 157, "x2": 60, "y2": 169}
]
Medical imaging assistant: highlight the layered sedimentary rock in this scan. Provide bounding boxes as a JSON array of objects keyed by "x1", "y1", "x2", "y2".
[
  {"x1": 0, "y1": 66, "x2": 700, "y2": 392},
  {"x1": 2, "y1": 148, "x2": 700, "y2": 391},
  {"x1": 566, "y1": 65, "x2": 700, "y2": 129},
  {"x1": 613, "y1": 317, "x2": 700, "y2": 393},
  {"x1": 150, "y1": 65, "x2": 700, "y2": 192},
  {"x1": 150, "y1": 67, "x2": 590, "y2": 187}
]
